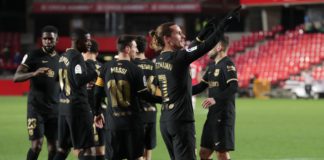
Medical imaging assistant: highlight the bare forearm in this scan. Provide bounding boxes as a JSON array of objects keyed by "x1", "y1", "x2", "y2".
[{"x1": 13, "y1": 72, "x2": 34, "y2": 82}]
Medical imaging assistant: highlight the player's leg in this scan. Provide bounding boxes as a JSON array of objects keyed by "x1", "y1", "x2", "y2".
[
  {"x1": 216, "y1": 151, "x2": 230, "y2": 160},
  {"x1": 199, "y1": 147, "x2": 213, "y2": 160},
  {"x1": 70, "y1": 113, "x2": 95, "y2": 160},
  {"x1": 44, "y1": 116, "x2": 58, "y2": 160},
  {"x1": 125, "y1": 127, "x2": 144, "y2": 160},
  {"x1": 160, "y1": 121, "x2": 175, "y2": 160},
  {"x1": 143, "y1": 123, "x2": 156, "y2": 160},
  {"x1": 200, "y1": 120, "x2": 216, "y2": 160},
  {"x1": 53, "y1": 115, "x2": 71, "y2": 160},
  {"x1": 171, "y1": 121, "x2": 196, "y2": 160},
  {"x1": 27, "y1": 138, "x2": 44, "y2": 160},
  {"x1": 94, "y1": 125, "x2": 105, "y2": 160},
  {"x1": 26, "y1": 107, "x2": 44, "y2": 160},
  {"x1": 214, "y1": 123, "x2": 234, "y2": 160},
  {"x1": 76, "y1": 148, "x2": 95, "y2": 160}
]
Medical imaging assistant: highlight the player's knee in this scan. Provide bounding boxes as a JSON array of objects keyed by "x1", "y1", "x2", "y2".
[
  {"x1": 95, "y1": 146, "x2": 105, "y2": 156},
  {"x1": 216, "y1": 151, "x2": 229, "y2": 160},
  {"x1": 78, "y1": 147, "x2": 95, "y2": 157},
  {"x1": 199, "y1": 148, "x2": 213, "y2": 159},
  {"x1": 47, "y1": 144, "x2": 57, "y2": 153},
  {"x1": 31, "y1": 140, "x2": 43, "y2": 153}
]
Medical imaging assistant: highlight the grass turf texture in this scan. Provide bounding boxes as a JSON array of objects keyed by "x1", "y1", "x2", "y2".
[{"x1": 0, "y1": 96, "x2": 323, "y2": 160}]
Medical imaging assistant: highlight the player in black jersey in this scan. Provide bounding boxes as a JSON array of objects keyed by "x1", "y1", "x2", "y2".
[
  {"x1": 54, "y1": 28, "x2": 98, "y2": 160},
  {"x1": 149, "y1": 12, "x2": 238, "y2": 160},
  {"x1": 192, "y1": 37, "x2": 238, "y2": 160},
  {"x1": 13, "y1": 25, "x2": 59, "y2": 160},
  {"x1": 82, "y1": 39, "x2": 105, "y2": 160},
  {"x1": 94, "y1": 35, "x2": 161, "y2": 160},
  {"x1": 132, "y1": 36, "x2": 160, "y2": 160}
]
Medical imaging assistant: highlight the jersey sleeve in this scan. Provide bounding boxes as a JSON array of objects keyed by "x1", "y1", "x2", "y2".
[
  {"x1": 70, "y1": 53, "x2": 97, "y2": 87},
  {"x1": 133, "y1": 67, "x2": 147, "y2": 93},
  {"x1": 176, "y1": 30, "x2": 223, "y2": 64},
  {"x1": 95, "y1": 62, "x2": 108, "y2": 87},
  {"x1": 223, "y1": 60, "x2": 238, "y2": 84},
  {"x1": 201, "y1": 65, "x2": 211, "y2": 84},
  {"x1": 20, "y1": 52, "x2": 33, "y2": 70}
]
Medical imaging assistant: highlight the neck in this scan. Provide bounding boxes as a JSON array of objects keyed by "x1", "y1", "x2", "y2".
[
  {"x1": 117, "y1": 52, "x2": 130, "y2": 61},
  {"x1": 215, "y1": 51, "x2": 226, "y2": 63},
  {"x1": 71, "y1": 41, "x2": 77, "y2": 50},
  {"x1": 135, "y1": 53, "x2": 146, "y2": 59},
  {"x1": 162, "y1": 45, "x2": 175, "y2": 53}
]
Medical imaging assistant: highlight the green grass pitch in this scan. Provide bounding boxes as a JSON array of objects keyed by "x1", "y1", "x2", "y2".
[{"x1": 0, "y1": 96, "x2": 323, "y2": 160}]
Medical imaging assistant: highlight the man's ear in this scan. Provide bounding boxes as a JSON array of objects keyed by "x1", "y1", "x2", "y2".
[
  {"x1": 163, "y1": 36, "x2": 169, "y2": 45},
  {"x1": 124, "y1": 45, "x2": 130, "y2": 53}
]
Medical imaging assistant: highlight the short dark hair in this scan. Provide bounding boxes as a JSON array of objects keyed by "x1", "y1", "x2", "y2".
[
  {"x1": 71, "y1": 28, "x2": 89, "y2": 41},
  {"x1": 219, "y1": 35, "x2": 229, "y2": 49},
  {"x1": 136, "y1": 36, "x2": 146, "y2": 53},
  {"x1": 117, "y1": 35, "x2": 136, "y2": 52},
  {"x1": 90, "y1": 39, "x2": 99, "y2": 53},
  {"x1": 41, "y1": 25, "x2": 58, "y2": 35}
]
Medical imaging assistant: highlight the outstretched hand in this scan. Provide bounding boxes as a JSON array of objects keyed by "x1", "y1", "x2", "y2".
[
  {"x1": 33, "y1": 67, "x2": 50, "y2": 77},
  {"x1": 217, "y1": 5, "x2": 241, "y2": 31}
]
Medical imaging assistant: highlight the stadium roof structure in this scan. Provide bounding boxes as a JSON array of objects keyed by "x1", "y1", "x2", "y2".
[
  {"x1": 240, "y1": 0, "x2": 324, "y2": 7},
  {"x1": 32, "y1": 0, "x2": 240, "y2": 14}
]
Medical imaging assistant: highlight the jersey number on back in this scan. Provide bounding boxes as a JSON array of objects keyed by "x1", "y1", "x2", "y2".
[
  {"x1": 58, "y1": 69, "x2": 71, "y2": 96},
  {"x1": 107, "y1": 80, "x2": 131, "y2": 108}
]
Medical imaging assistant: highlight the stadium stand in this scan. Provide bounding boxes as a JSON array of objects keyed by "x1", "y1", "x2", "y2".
[
  {"x1": 0, "y1": 32, "x2": 21, "y2": 72},
  {"x1": 232, "y1": 25, "x2": 324, "y2": 88}
]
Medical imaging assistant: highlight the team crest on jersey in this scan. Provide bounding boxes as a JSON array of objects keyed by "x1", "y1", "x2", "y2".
[
  {"x1": 214, "y1": 69, "x2": 220, "y2": 77},
  {"x1": 185, "y1": 46, "x2": 197, "y2": 52},
  {"x1": 75, "y1": 64, "x2": 82, "y2": 74},
  {"x1": 46, "y1": 69, "x2": 55, "y2": 77}
]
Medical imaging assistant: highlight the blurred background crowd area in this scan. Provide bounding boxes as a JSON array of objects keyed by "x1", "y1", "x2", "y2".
[{"x1": 1, "y1": 0, "x2": 324, "y2": 98}]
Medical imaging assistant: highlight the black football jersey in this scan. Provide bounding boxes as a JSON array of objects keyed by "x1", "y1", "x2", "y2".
[
  {"x1": 86, "y1": 61, "x2": 102, "y2": 113},
  {"x1": 58, "y1": 49, "x2": 97, "y2": 115},
  {"x1": 155, "y1": 29, "x2": 223, "y2": 122},
  {"x1": 132, "y1": 58, "x2": 158, "y2": 123},
  {"x1": 201, "y1": 57, "x2": 237, "y2": 124},
  {"x1": 21, "y1": 48, "x2": 60, "y2": 115},
  {"x1": 98, "y1": 60, "x2": 148, "y2": 130}
]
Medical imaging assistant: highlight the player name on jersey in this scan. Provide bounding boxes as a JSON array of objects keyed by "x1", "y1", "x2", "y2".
[{"x1": 155, "y1": 62, "x2": 173, "y2": 71}]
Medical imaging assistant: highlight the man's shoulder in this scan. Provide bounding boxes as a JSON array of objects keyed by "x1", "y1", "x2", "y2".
[
  {"x1": 26, "y1": 48, "x2": 43, "y2": 58},
  {"x1": 65, "y1": 49, "x2": 80, "y2": 57}
]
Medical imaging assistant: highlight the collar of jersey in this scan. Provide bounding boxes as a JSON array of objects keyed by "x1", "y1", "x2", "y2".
[
  {"x1": 42, "y1": 47, "x2": 57, "y2": 57},
  {"x1": 215, "y1": 56, "x2": 227, "y2": 64}
]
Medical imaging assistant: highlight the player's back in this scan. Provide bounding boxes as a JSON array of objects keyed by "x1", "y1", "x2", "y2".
[
  {"x1": 101, "y1": 60, "x2": 147, "y2": 130},
  {"x1": 58, "y1": 49, "x2": 92, "y2": 115},
  {"x1": 132, "y1": 58, "x2": 157, "y2": 123},
  {"x1": 155, "y1": 51, "x2": 194, "y2": 122}
]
